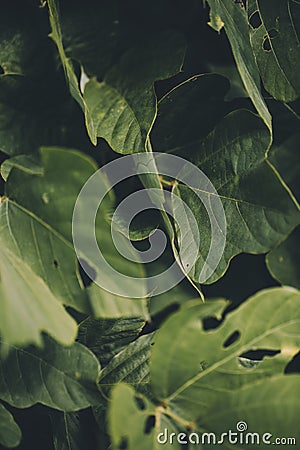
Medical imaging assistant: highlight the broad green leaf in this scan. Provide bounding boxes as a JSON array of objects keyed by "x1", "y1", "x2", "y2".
[
  {"x1": 109, "y1": 383, "x2": 181, "y2": 450},
  {"x1": 1, "y1": 148, "x2": 94, "y2": 315},
  {"x1": 0, "y1": 336, "x2": 101, "y2": 411},
  {"x1": 0, "y1": 147, "x2": 148, "y2": 345},
  {"x1": 83, "y1": 31, "x2": 185, "y2": 154},
  {"x1": 207, "y1": 0, "x2": 272, "y2": 133},
  {"x1": 151, "y1": 287, "x2": 300, "y2": 422},
  {"x1": 1, "y1": 154, "x2": 43, "y2": 181},
  {"x1": 267, "y1": 227, "x2": 300, "y2": 289},
  {"x1": 78, "y1": 317, "x2": 145, "y2": 366},
  {"x1": 201, "y1": 375, "x2": 300, "y2": 448},
  {"x1": 171, "y1": 110, "x2": 299, "y2": 284},
  {"x1": 47, "y1": 0, "x2": 97, "y2": 144},
  {"x1": 0, "y1": 402, "x2": 21, "y2": 448},
  {"x1": 250, "y1": 0, "x2": 300, "y2": 102},
  {"x1": 0, "y1": 241, "x2": 77, "y2": 347}
]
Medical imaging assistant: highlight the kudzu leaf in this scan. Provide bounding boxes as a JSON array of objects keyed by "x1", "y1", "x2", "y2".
[
  {"x1": 83, "y1": 32, "x2": 186, "y2": 154},
  {"x1": 109, "y1": 383, "x2": 181, "y2": 450},
  {"x1": 250, "y1": 0, "x2": 300, "y2": 102},
  {"x1": 151, "y1": 287, "x2": 300, "y2": 422},
  {"x1": 0, "y1": 402, "x2": 21, "y2": 448},
  {"x1": 171, "y1": 109, "x2": 299, "y2": 284},
  {"x1": 206, "y1": 0, "x2": 272, "y2": 134},
  {"x1": 0, "y1": 336, "x2": 101, "y2": 411}
]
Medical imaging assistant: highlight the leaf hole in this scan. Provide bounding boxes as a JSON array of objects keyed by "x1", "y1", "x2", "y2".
[
  {"x1": 0, "y1": 65, "x2": 4, "y2": 75},
  {"x1": 119, "y1": 436, "x2": 128, "y2": 450},
  {"x1": 263, "y1": 35, "x2": 271, "y2": 52},
  {"x1": 285, "y1": 352, "x2": 300, "y2": 374},
  {"x1": 223, "y1": 330, "x2": 240, "y2": 348},
  {"x1": 53, "y1": 259, "x2": 59, "y2": 268},
  {"x1": 241, "y1": 349, "x2": 280, "y2": 360},
  {"x1": 78, "y1": 258, "x2": 96, "y2": 287},
  {"x1": 249, "y1": 11, "x2": 262, "y2": 29},
  {"x1": 202, "y1": 317, "x2": 222, "y2": 331},
  {"x1": 134, "y1": 395, "x2": 146, "y2": 410},
  {"x1": 144, "y1": 415, "x2": 156, "y2": 435}
]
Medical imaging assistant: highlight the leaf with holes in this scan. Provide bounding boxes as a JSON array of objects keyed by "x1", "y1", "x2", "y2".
[
  {"x1": 0, "y1": 336, "x2": 101, "y2": 411},
  {"x1": 250, "y1": 0, "x2": 300, "y2": 102},
  {"x1": 151, "y1": 287, "x2": 300, "y2": 420},
  {"x1": 109, "y1": 383, "x2": 182, "y2": 450}
]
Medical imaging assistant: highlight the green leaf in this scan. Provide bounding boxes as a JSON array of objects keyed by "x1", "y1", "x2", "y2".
[
  {"x1": 151, "y1": 287, "x2": 300, "y2": 422},
  {"x1": 1, "y1": 148, "x2": 95, "y2": 315},
  {"x1": 108, "y1": 288, "x2": 300, "y2": 448},
  {"x1": 78, "y1": 317, "x2": 145, "y2": 367},
  {"x1": 0, "y1": 242, "x2": 77, "y2": 347},
  {"x1": 171, "y1": 109, "x2": 299, "y2": 284},
  {"x1": 206, "y1": 0, "x2": 272, "y2": 134},
  {"x1": 200, "y1": 375, "x2": 300, "y2": 447},
  {"x1": 250, "y1": 0, "x2": 300, "y2": 102},
  {"x1": 1, "y1": 154, "x2": 43, "y2": 182},
  {"x1": 0, "y1": 336, "x2": 101, "y2": 411},
  {"x1": 99, "y1": 333, "x2": 154, "y2": 393},
  {"x1": 47, "y1": 0, "x2": 97, "y2": 144},
  {"x1": 0, "y1": 402, "x2": 21, "y2": 448},
  {"x1": 1, "y1": 147, "x2": 148, "y2": 345},
  {"x1": 83, "y1": 32, "x2": 186, "y2": 154},
  {"x1": 109, "y1": 383, "x2": 181, "y2": 450},
  {"x1": 94, "y1": 333, "x2": 154, "y2": 434},
  {"x1": 267, "y1": 227, "x2": 300, "y2": 289}
]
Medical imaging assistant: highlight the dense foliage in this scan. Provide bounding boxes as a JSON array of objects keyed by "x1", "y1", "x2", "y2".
[{"x1": 0, "y1": 1, "x2": 300, "y2": 449}]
